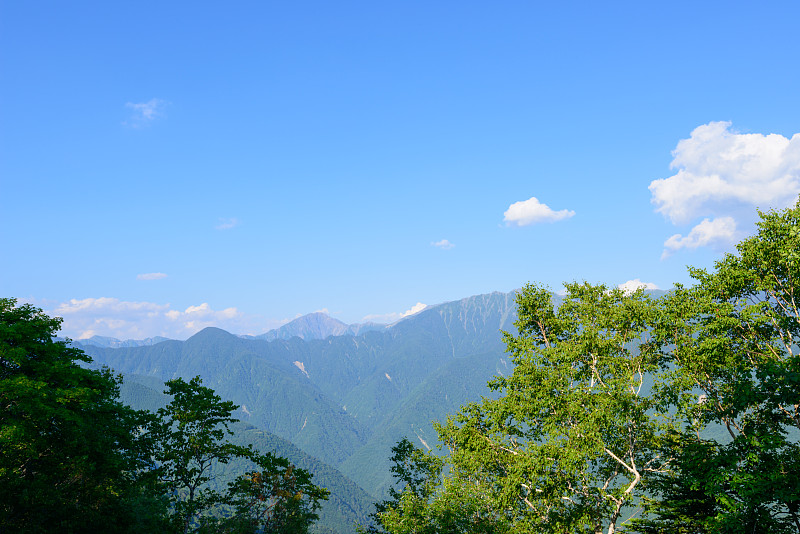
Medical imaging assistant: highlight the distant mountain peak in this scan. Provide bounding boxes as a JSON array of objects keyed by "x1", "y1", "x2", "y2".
[
  {"x1": 253, "y1": 312, "x2": 386, "y2": 342},
  {"x1": 187, "y1": 326, "x2": 237, "y2": 342},
  {"x1": 73, "y1": 335, "x2": 172, "y2": 349}
]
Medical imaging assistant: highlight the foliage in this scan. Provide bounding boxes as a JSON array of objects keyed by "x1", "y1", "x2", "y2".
[
  {"x1": 368, "y1": 284, "x2": 670, "y2": 534},
  {"x1": 153, "y1": 376, "x2": 248, "y2": 532},
  {"x1": 362, "y1": 438, "x2": 507, "y2": 534},
  {"x1": 221, "y1": 451, "x2": 330, "y2": 533},
  {"x1": 118, "y1": 374, "x2": 374, "y2": 534},
  {"x1": 632, "y1": 200, "x2": 800, "y2": 533},
  {"x1": 152, "y1": 375, "x2": 329, "y2": 533},
  {"x1": 0, "y1": 298, "x2": 160, "y2": 533},
  {"x1": 0, "y1": 300, "x2": 329, "y2": 533}
]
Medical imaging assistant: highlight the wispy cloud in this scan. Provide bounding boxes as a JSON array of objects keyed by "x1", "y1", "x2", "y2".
[
  {"x1": 362, "y1": 302, "x2": 428, "y2": 324},
  {"x1": 651, "y1": 121, "x2": 800, "y2": 256},
  {"x1": 46, "y1": 297, "x2": 282, "y2": 340},
  {"x1": 504, "y1": 196, "x2": 575, "y2": 226},
  {"x1": 215, "y1": 217, "x2": 240, "y2": 230},
  {"x1": 617, "y1": 279, "x2": 660, "y2": 294},
  {"x1": 431, "y1": 239, "x2": 455, "y2": 250},
  {"x1": 123, "y1": 98, "x2": 167, "y2": 128},
  {"x1": 136, "y1": 272, "x2": 167, "y2": 281}
]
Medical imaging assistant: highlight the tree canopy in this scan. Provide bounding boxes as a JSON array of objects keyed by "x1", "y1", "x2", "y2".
[
  {"x1": 0, "y1": 299, "x2": 328, "y2": 533},
  {"x1": 0, "y1": 298, "x2": 155, "y2": 532},
  {"x1": 634, "y1": 200, "x2": 800, "y2": 532},
  {"x1": 153, "y1": 375, "x2": 329, "y2": 533}
]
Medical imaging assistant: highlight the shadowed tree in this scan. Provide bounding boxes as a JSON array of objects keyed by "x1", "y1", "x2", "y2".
[
  {"x1": 152, "y1": 375, "x2": 328, "y2": 533},
  {"x1": 0, "y1": 298, "x2": 163, "y2": 533}
]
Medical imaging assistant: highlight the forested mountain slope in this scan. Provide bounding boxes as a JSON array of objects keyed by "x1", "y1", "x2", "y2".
[
  {"x1": 117, "y1": 373, "x2": 375, "y2": 534},
  {"x1": 81, "y1": 291, "x2": 521, "y2": 497}
]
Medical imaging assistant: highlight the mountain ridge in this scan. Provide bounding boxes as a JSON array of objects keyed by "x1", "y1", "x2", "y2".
[
  {"x1": 243, "y1": 312, "x2": 389, "y2": 342},
  {"x1": 78, "y1": 290, "x2": 523, "y2": 501}
]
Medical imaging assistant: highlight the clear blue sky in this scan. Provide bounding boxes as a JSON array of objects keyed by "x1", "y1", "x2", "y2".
[{"x1": 2, "y1": 1, "x2": 799, "y2": 339}]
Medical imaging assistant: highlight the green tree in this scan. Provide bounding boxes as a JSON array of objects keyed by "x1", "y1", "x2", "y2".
[
  {"x1": 152, "y1": 376, "x2": 328, "y2": 533},
  {"x1": 222, "y1": 451, "x2": 329, "y2": 533},
  {"x1": 633, "y1": 200, "x2": 800, "y2": 533},
  {"x1": 370, "y1": 284, "x2": 670, "y2": 534},
  {"x1": 363, "y1": 438, "x2": 506, "y2": 534},
  {"x1": 0, "y1": 300, "x2": 327, "y2": 534},
  {"x1": 0, "y1": 298, "x2": 162, "y2": 533},
  {"x1": 441, "y1": 283, "x2": 670, "y2": 534},
  {"x1": 367, "y1": 200, "x2": 800, "y2": 533}
]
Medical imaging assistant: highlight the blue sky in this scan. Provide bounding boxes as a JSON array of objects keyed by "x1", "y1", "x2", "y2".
[{"x1": 2, "y1": 1, "x2": 799, "y2": 339}]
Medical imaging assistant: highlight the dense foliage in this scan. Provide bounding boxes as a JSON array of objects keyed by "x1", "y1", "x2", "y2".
[
  {"x1": 0, "y1": 299, "x2": 157, "y2": 532},
  {"x1": 116, "y1": 375, "x2": 376, "y2": 534},
  {"x1": 152, "y1": 376, "x2": 329, "y2": 533},
  {"x1": 0, "y1": 299, "x2": 328, "y2": 533},
  {"x1": 370, "y1": 200, "x2": 800, "y2": 533},
  {"x1": 634, "y1": 200, "x2": 800, "y2": 532}
]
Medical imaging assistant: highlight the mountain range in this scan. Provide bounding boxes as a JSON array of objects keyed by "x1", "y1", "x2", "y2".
[
  {"x1": 74, "y1": 309, "x2": 394, "y2": 349},
  {"x1": 79, "y1": 290, "x2": 524, "y2": 533}
]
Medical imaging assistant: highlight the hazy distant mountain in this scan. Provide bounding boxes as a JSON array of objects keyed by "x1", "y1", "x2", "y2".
[
  {"x1": 73, "y1": 335, "x2": 172, "y2": 349},
  {"x1": 243, "y1": 312, "x2": 388, "y2": 342}
]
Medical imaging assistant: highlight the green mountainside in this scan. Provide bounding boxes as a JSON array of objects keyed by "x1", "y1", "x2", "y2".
[
  {"x1": 117, "y1": 373, "x2": 375, "y2": 534},
  {"x1": 81, "y1": 291, "x2": 522, "y2": 503}
]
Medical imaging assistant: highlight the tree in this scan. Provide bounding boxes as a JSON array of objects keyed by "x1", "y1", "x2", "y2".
[
  {"x1": 362, "y1": 438, "x2": 505, "y2": 534},
  {"x1": 443, "y1": 283, "x2": 671, "y2": 534},
  {"x1": 369, "y1": 200, "x2": 800, "y2": 533},
  {"x1": 633, "y1": 200, "x2": 800, "y2": 533},
  {"x1": 0, "y1": 300, "x2": 327, "y2": 533},
  {"x1": 370, "y1": 284, "x2": 671, "y2": 534},
  {"x1": 0, "y1": 298, "x2": 160, "y2": 533},
  {"x1": 222, "y1": 451, "x2": 329, "y2": 534},
  {"x1": 152, "y1": 376, "x2": 328, "y2": 533}
]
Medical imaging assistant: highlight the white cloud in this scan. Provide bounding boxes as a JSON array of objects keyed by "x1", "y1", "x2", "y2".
[
  {"x1": 650, "y1": 122, "x2": 800, "y2": 224},
  {"x1": 662, "y1": 217, "x2": 737, "y2": 259},
  {"x1": 184, "y1": 303, "x2": 211, "y2": 315},
  {"x1": 46, "y1": 297, "x2": 283, "y2": 340},
  {"x1": 362, "y1": 302, "x2": 428, "y2": 324},
  {"x1": 215, "y1": 217, "x2": 240, "y2": 230},
  {"x1": 123, "y1": 98, "x2": 167, "y2": 128},
  {"x1": 402, "y1": 302, "x2": 427, "y2": 317},
  {"x1": 650, "y1": 122, "x2": 800, "y2": 256},
  {"x1": 504, "y1": 196, "x2": 575, "y2": 226},
  {"x1": 136, "y1": 272, "x2": 167, "y2": 280},
  {"x1": 617, "y1": 279, "x2": 660, "y2": 294},
  {"x1": 432, "y1": 239, "x2": 455, "y2": 250}
]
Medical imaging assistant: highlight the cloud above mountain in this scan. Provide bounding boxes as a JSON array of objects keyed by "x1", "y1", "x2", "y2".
[
  {"x1": 362, "y1": 302, "x2": 427, "y2": 324},
  {"x1": 617, "y1": 279, "x2": 660, "y2": 294},
  {"x1": 504, "y1": 196, "x2": 575, "y2": 226},
  {"x1": 650, "y1": 122, "x2": 800, "y2": 256}
]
